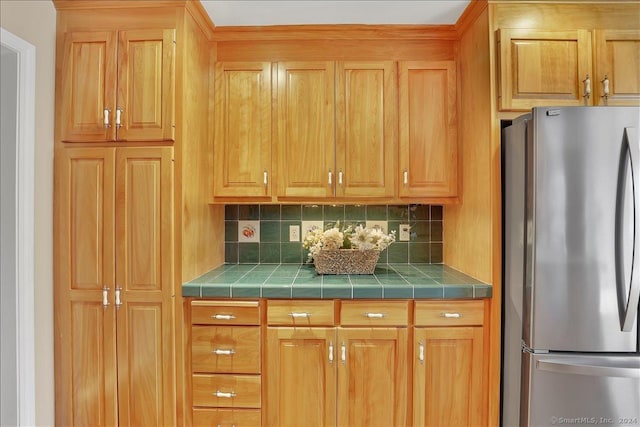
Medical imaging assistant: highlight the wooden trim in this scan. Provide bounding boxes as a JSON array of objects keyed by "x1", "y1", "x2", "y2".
[
  {"x1": 211, "y1": 24, "x2": 458, "y2": 41},
  {"x1": 184, "y1": 0, "x2": 216, "y2": 40},
  {"x1": 54, "y1": 0, "x2": 188, "y2": 10},
  {"x1": 456, "y1": 0, "x2": 489, "y2": 37}
]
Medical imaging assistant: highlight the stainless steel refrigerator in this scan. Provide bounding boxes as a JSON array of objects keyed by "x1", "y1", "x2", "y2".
[{"x1": 502, "y1": 106, "x2": 640, "y2": 427}]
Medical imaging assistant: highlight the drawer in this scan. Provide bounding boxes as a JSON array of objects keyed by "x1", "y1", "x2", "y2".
[
  {"x1": 191, "y1": 326, "x2": 260, "y2": 374},
  {"x1": 191, "y1": 300, "x2": 260, "y2": 325},
  {"x1": 267, "y1": 300, "x2": 335, "y2": 326},
  {"x1": 192, "y1": 374, "x2": 261, "y2": 408},
  {"x1": 340, "y1": 300, "x2": 409, "y2": 326},
  {"x1": 192, "y1": 408, "x2": 261, "y2": 427},
  {"x1": 414, "y1": 300, "x2": 485, "y2": 326}
]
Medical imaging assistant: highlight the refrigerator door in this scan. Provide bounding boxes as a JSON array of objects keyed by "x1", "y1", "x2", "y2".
[
  {"x1": 525, "y1": 106, "x2": 639, "y2": 352},
  {"x1": 522, "y1": 352, "x2": 640, "y2": 427}
]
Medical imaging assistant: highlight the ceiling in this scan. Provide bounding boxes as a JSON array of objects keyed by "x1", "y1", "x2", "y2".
[{"x1": 200, "y1": 1, "x2": 472, "y2": 27}]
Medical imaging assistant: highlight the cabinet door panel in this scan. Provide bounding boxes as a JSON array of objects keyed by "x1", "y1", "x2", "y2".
[
  {"x1": 116, "y1": 29, "x2": 175, "y2": 141},
  {"x1": 277, "y1": 62, "x2": 335, "y2": 198},
  {"x1": 413, "y1": 327, "x2": 484, "y2": 427},
  {"x1": 266, "y1": 327, "x2": 337, "y2": 427},
  {"x1": 399, "y1": 61, "x2": 458, "y2": 198},
  {"x1": 594, "y1": 30, "x2": 640, "y2": 105},
  {"x1": 336, "y1": 61, "x2": 396, "y2": 198},
  {"x1": 59, "y1": 32, "x2": 117, "y2": 142},
  {"x1": 337, "y1": 328, "x2": 407, "y2": 427},
  {"x1": 55, "y1": 148, "x2": 117, "y2": 426},
  {"x1": 115, "y1": 147, "x2": 174, "y2": 426},
  {"x1": 214, "y1": 62, "x2": 272, "y2": 197},
  {"x1": 497, "y1": 29, "x2": 591, "y2": 110}
]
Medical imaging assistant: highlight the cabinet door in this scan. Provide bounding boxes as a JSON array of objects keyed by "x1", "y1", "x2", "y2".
[
  {"x1": 59, "y1": 31, "x2": 117, "y2": 142},
  {"x1": 266, "y1": 327, "x2": 337, "y2": 427},
  {"x1": 594, "y1": 29, "x2": 640, "y2": 106},
  {"x1": 116, "y1": 29, "x2": 176, "y2": 142},
  {"x1": 497, "y1": 29, "x2": 592, "y2": 110},
  {"x1": 337, "y1": 328, "x2": 407, "y2": 427},
  {"x1": 55, "y1": 148, "x2": 118, "y2": 426},
  {"x1": 114, "y1": 147, "x2": 175, "y2": 426},
  {"x1": 214, "y1": 62, "x2": 272, "y2": 197},
  {"x1": 276, "y1": 62, "x2": 335, "y2": 198},
  {"x1": 399, "y1": 61, "x2": 458, "y2": 198},
  {"x1": 335, "y1": 61, "x2": 396, "y2": 198},
  {"x1": 413, "y1": 327, "x2": 484, "y2": 427}
]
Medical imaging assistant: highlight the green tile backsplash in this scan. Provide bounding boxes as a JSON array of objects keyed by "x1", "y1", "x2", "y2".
[{"x1": 224, "y1": 204, "x2": 444, "y2": 264}]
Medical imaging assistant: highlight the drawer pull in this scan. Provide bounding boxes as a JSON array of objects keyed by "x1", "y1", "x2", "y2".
[
  {"x1": 441, "y1": 312, "x2": 462, "y2": 318},
  {"x1": 365, "y1": 312, "x2": 385, "y2": 319},
  {"x1": 288, "y1": 312, "x2": 311, "y2": 319},
  {"x1": 212, "y1": 349, "x2": 236, "y2": 356},
  {"x1": 212, "y1": 314, "x2": 236, "y2": 320},
  {"x1": 216, "y1": 424, "x2": 236, "y2": 427},
  {"x1": 214, "y1": 390, "x2": 236, "y2": 398}
]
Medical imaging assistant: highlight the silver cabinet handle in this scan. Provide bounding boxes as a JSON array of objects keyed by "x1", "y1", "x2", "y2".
[
  {"x1": 441, "y1": 312, "x2": 461, "y2": 318},
  {"x1": 329, "y1": 341, "x2": 334, "y2": 364},
  {"x1": 403, "y1": 169, "x2": 408, "y2": 186},
  {"x1": 115, "y1": 287, "x2": 122, "y2": 308},
  {"x1": 102, "y1": 287, "x2": 110, "y2": 307},
  {"x1": 338, "y1": 169, "x2": 343, "y2": 186},
  {"x1": 213, "y1": 390, "x2": 236, "y2": 398},
  {"x1": 115, "y1": 107, "x2": 123, "y2": 128},
  {"x1": 103, "y1": 108, "x2": 111, "y2": 128},
  {"x1": 418, "y1": 341, "x2": 424, "y2": 364},
  {"x1": 365, "y1": 312, "x2": 385, "y2": 319},
  {"x1": 341, "y1": 342, "x2": 346, "y2": 363},
  {"x1": 288, "y1": 312, "x2": 311, "y2": 318},
  {"x1": 212, "y1": 314, "x2": 236, "y2": 320},
  {"x1": 212, "y1": 349, "x2": 236, "y2": 356},
  {"x1": 601, "y1": 75, "x2": 610, "y2": 102},
  {"x1": 328, "y1": 170, "x2": 333, "y2": 185},
  {"x1": 263, "y1": 170, "x2": 268, "y2": 186},
  {"x1": 537, "y1": 359, "x2": 640, "y2": 379},
  {"x1": 216, "y1": 424, "x2": 236, "y2": 427},
  {"x1": 582, "y1": 74, "x2": 591, "y2": 100}
]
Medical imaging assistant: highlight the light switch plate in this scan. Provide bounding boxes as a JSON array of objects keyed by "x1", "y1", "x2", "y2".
[
  {"x1": 289, "y1": 225, "x2": 300, "y2": 242},
  {"x1": 238, "y1": 220, "x2": 260, "y2": 243},
  {"x1": 366, "y1": 220, "x2": 388, "y2": 233},
  {"x1": 301, "y1": 221, "x2": 324, "y2": 239}
]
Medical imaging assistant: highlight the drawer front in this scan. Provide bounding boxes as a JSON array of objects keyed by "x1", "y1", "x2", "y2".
[
  {"x1": 267, "y1": 300, "x2": 335, "y2": 326},
  {"x1": 191, "y1": 326, "x2": 260, "y2": 374},
  {"x1": 414, "y1": 300, "x2": 485, "y2": 326},
  {"x1": 192, "y1": 374, "x2": 261, "y2": 408},
  {"x1": 340, "y1": 300, "x2": 409, "y2": 326},
  {"x1": 192, "y1": 408, "x2": 261, "y2": 427},
  {"x1": 191, "y1": 300, "x2": 260, "y2": 325}
]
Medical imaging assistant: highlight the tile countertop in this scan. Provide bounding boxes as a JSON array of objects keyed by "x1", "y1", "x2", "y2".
[{"x1": 182, "y1": 263, "x2": 491, "y2": 299}]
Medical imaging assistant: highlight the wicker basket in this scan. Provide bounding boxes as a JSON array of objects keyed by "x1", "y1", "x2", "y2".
[{"x1": 314, "y1": 249, "x2": 380, "y2": 275}]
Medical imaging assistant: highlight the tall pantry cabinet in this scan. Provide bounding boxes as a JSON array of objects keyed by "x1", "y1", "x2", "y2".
[{"x1": 53, "y1": 2, "x2": 221, "y2": 426}]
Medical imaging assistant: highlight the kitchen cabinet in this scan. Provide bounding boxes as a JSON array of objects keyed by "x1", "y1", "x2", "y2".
[
  {"x1": 213, "y1": 62, "x2": 273, "y2": 198},
  {"x1": 276, "y1": 61, "x2": 396, "y2": 200},
  {"x1": 497, "y1": 28, "x2": 640, "y2": 110},
  {"x1": 398, "y1": 61, "x2": 458, "y2": 198},
  {"x1": 59, "y1": 28, "x2": 176, "y2": 142},
  {"x1": 413, "y1": 300, "x2": 485, "y2": 426},
  {"x1": 190, "y1": 300, "x2": 262, "y2": 426},
  {"x1": 55, "y1": 146, "x2": 174, "y2": 426}
]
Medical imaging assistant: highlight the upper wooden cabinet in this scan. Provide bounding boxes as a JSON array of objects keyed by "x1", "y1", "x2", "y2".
[
  {"x1": 59, "y1": 28, "x2": 176, "y2": 142},
  {"x1": 213, "y1": 62, "x2": 273, "y2": 198},
  {"x1": 497, "y1": 28, "x2": 640, "y2": 110},
  {"x1": 398, "y1": 61, "x2": 458, "y2": 198},
  {"x1": 276, "y1": 61, "x2": 397, "y2": 200}
]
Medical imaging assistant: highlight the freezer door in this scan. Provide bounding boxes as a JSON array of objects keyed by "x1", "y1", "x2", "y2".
[
  {"x1": 526, "y1": 106, "x2": 640, "y2": 352},
  {"x1": 522, "y1": 353, "x2": 640, "y2": 427}
]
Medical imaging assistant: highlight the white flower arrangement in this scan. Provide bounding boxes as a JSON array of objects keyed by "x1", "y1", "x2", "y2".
[{"x1": 302, "y1": 221, "x2": 396, "y2": 263}]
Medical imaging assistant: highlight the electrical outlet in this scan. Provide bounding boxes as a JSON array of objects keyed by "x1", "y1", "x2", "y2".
[
  {"x1": 365, "y1": 220, "x2": 388, "y2": 233},
  {"x1": 289, "y1": 225, "x2": 300, "y2": 242},
  {"x1": 399, "y1": 224, "x2": 411, "y2": 241}
]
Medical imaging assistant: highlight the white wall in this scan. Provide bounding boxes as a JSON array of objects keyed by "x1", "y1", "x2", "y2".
[{"x1": 0, "y1": 2, "x2": 56, "y2": 426}]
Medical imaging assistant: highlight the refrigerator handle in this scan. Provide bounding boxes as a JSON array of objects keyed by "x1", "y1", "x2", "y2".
[
  {"x1": 537, "y1": 359, "x2": 640, "y2": 379},
  {"x1": 617, "y1": 127, "x2": 640, "y2": 332}
]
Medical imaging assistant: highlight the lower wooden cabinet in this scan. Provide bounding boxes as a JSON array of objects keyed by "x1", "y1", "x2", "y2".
[{"x1": 188, "y1": 299, "x2": 486, "y2": 427}]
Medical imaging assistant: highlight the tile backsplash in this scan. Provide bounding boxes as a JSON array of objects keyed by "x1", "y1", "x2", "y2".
[{"x1": 224, "y1": 204, "x2": 443, "y2": 264}]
